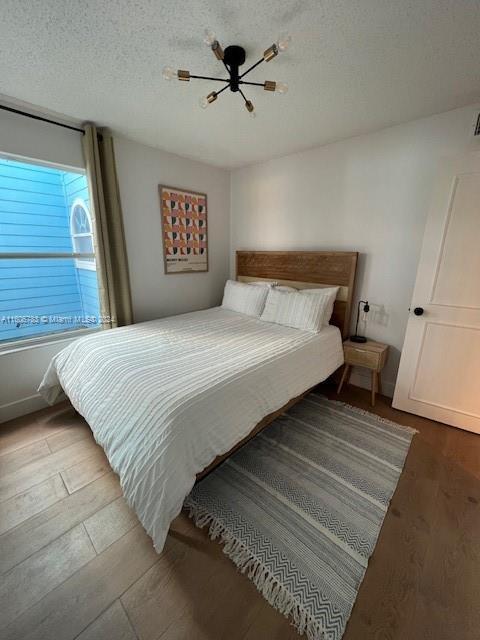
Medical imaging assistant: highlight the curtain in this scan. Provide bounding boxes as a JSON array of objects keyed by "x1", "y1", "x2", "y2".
[{"x1": 82, "y1": 123, "x2": 133, "y2": 328}]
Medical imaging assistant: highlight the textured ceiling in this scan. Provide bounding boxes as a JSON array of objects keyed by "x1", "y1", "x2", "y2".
[{"x1": 1, "y1": 0, "x2": 480, "y2": 168}]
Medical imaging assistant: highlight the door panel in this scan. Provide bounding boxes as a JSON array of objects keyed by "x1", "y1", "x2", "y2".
[
  {"x1": 393, "y1": 152, "x2": 480, "y2": 433},
  {"x1": 431, "y1": 173, "x2": 480, "y2": 308},
  {"x1": 411, "y1": 322, "x2": 480, "y2": 418}
]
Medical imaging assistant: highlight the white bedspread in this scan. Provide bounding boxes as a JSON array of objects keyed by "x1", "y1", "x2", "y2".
[{"x1": 39, "y1": 307, "x2": 343, "y2": 552}]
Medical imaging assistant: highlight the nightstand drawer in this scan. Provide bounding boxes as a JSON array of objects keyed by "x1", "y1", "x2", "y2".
[
  {"x1": 339, "y1": 339, "x2": 389, "y2": 406},
  {"x1": 344, "y1": 345, "x2": 381, "y2": 369}
]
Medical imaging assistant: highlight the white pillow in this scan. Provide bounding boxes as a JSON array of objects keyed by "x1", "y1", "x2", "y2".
[
  {"x1": 221, "y1": 280, "x2": 269, "y2": 317},
  {"x1": 260, "y1": 288, "x2": 329, "y2": 333},
  {"x1": 301, "y1": 287, "x2": 339, "y2": 325},
  {"x1": 271, "y1": 286, "x2": 338, "y2": 325}
]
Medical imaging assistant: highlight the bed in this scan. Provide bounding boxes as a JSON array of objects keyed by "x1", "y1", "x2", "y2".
[{"x1": 39, "y1": 250, "x2": 358, "y2": 552}]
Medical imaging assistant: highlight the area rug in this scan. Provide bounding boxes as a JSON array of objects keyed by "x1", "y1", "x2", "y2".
[{"x1": 185, "y1": 393, "x2": 416, "y2": 640}]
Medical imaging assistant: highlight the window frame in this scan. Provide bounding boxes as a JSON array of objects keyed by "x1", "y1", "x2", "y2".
[
  {"x1": 0, "y1": 325, "x2": 101, "y2": 355},
  {"x1": 0, "y1": 152, "x2": 100, "y2": 349}
]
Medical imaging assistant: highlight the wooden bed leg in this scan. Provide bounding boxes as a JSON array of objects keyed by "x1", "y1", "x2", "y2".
[
  {"x1": 337, "y1": 365, "x2": 351, "y2": 395},
  {"x1": 371, "y1": 370, "x2": 377, "y2": 406}
]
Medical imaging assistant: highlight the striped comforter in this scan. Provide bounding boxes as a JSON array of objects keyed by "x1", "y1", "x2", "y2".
[{"x1": 38, "y1": 307, "x2": 343, "y2": 552}]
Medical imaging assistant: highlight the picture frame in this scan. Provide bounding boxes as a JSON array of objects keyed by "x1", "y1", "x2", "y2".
[{"x1": 159, "y1": 185, "x2": 208, "y2": 274}]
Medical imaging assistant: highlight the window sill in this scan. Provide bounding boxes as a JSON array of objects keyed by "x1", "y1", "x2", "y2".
[{"x1": 0, "y1": 327, "x2": 101, "y2": 356}]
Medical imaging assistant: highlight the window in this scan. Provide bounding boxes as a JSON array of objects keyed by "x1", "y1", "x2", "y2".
[
  {"x1": 70, "y1": 199, "x2": 95, "y2": 270},
  {"x1": 0, "y1": 155, "x2": 101, "y2": 345}
]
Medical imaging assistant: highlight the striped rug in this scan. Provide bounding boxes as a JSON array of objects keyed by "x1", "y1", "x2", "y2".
[{"x1": 185, "y1": 393, "x2": 416, "y2": 640}]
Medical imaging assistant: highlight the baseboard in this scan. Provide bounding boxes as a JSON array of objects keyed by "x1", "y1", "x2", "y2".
[
  {"x1": 349, "y1": 369, "x2": 395, "y2": 398},
  {"x1": 0, "y1": 393, "x2": 48, "y2": 424}
]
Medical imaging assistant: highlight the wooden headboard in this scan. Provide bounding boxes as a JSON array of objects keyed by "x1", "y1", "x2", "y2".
[{"x1": 236, "y1": 250, "x2": 358, "y2": 339}]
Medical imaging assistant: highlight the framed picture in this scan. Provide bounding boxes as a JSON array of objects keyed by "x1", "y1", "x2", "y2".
[{"x1": 159, "y1": 185, "x2": 208, "y2": 274}]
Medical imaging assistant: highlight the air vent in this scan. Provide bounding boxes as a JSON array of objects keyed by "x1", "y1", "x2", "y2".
[{"x1": 474, "y1": 112, "x2": 480, "y2": 137}]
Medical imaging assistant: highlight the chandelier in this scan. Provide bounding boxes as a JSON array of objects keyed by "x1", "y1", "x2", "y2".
[{"x1": 163, "y1": 29, "x2": 291, "y2": 117}]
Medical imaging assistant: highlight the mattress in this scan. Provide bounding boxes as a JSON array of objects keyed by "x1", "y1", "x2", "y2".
[{"x1": 38, "y1": 307, "x2": 344, "y2": 552}]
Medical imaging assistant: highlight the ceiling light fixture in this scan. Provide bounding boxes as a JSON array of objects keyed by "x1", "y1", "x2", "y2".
[{"x1": 163, "y1": 29, "x2": 291, "y2": 117}]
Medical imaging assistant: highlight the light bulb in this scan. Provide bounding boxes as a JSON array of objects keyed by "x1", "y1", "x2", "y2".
[
  {"x1": 203, "y1": 28, "x2": 216, "y2": 46},
  {"x1": 277, "y1": 33, "x2": 291, "y2": 52},
  {"x1": 162, "y1": 66, "x2": 177, "y2": 81},
  {"x1": 199, "y1": 96, "x2": 209, "y2": 109},
  {"x1": 249, "y1": 110, "x2": 257, "y2": 119},
  {"x1": 276, "y1": 82, "x2": 288, "y2": 94}
]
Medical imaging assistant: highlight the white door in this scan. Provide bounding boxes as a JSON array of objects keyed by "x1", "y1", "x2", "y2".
[{"x1": 393, "y1": 151, "x2": 480, "y2": 433}]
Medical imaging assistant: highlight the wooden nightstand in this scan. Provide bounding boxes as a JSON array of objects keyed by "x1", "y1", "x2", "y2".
[{"x1": 337, "y1": 339, "x2": 389, "y2": 406}]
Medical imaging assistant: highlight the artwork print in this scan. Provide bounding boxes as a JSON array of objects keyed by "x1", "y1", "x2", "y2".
[{"x1": 159, "y1": 185, "x2": 208, "y2": 273}]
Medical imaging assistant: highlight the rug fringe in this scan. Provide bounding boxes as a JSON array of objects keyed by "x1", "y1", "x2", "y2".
[
  {"x1": 311, "y1": 394, "x2": 418, "y2": 435},
  {"x1": 186, "y1": 500, "x2": 330, "y2": 640}
]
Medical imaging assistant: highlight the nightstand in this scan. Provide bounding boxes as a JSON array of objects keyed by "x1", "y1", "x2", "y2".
[{"x1": 337, "y1": 339, "x2": 389, "y2": 406}]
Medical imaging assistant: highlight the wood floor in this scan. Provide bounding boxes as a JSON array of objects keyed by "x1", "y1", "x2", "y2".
[{"x1": 0, "y1": 383, "x2": 478, "y2": 640}]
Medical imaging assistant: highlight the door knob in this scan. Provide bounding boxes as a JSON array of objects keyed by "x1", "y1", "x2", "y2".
[{"x1": 413, "y1": 307, "x2": 424, "y2": 316}]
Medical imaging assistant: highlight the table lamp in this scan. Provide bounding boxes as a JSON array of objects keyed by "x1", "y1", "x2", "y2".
[{"x1": 350, "y1": 300, "x2": 370, "y2": 343}]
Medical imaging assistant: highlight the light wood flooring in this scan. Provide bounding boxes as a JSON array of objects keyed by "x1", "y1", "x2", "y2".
[{"x1": 0, "y1": 383, "x2": 478, "y2": 640}]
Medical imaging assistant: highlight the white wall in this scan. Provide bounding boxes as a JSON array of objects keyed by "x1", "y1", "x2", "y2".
[
  {"x1": 0, "y1": 339, "x2": 80, "y2": 422},
  {"x1": 0, "y1": 112, "x2": 230, "y2": 422},
  {"x1": 230, "y1": 105, "x2": 480, "y2": 396},
  {"x1": 113, "y1": 137, "x2": 230, "y2": 321}
]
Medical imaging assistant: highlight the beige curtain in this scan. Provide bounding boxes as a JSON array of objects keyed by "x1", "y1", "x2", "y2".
[{"x1": 82, "y1": 123, "x2": 133, "y2": 328}]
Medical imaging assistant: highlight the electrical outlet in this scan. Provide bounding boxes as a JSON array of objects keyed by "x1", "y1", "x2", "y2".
[
  {"x1": 363, "y1": 303, "x2": 389, "y2": 327},
  {"x1": 373, "y1": 305, "x2": 389, "y2": 327}
]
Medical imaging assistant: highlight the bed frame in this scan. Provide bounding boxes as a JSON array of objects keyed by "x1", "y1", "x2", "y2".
[{"x1": 197, "y1": 250, "x2": 358, "y2": 479}]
